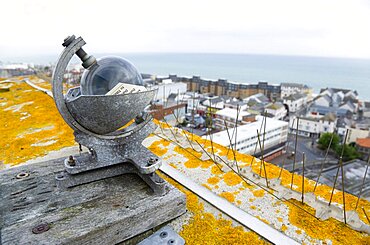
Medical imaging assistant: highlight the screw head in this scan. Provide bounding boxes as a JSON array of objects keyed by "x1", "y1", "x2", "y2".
[
  {"x1": 67, "y1": 155, "x2": 76, "y2": 166},
  {"x1": 147, "y1": 157, "x2": 157, "y2": 166},
  {"x1": 32, "y1": 223, "x2": 50, "y2": 234}
]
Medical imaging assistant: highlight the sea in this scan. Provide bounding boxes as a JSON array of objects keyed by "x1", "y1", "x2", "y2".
[{"x1": 3, "y1": 53, "x2": 370, "y2": 100}]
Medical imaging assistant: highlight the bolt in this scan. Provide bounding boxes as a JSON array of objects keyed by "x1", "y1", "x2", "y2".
[
  {"x1": 32, "y1": 223, "x2": 49, "y2": 234},
  {"x1": 147, "y1": 157, "x2": 157, "y2": 166},
  {"x1": 67, "y1": 155, "x2": 76, "y2": 166}
]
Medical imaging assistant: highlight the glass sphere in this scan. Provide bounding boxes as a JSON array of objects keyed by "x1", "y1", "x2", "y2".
[{"x1": 80, "y1": 56, "x2": 144, "y2": 95}]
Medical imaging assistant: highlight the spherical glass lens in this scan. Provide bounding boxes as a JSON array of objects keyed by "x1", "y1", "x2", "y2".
[{"x1": 80, "y1": 56, "x2": 144, "y2": 95}]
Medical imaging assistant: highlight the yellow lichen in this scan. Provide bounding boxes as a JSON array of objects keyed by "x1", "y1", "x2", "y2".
[
  {"x1": 156, "y1": 172, "x2": 267, "y2": 245},
  {"x1": 207, "y1": 176, "x2": 220, "y2": 185},
  {"x1": 253, "y1": 189, "x2": 265, "y2": 198},
  {"x1": 223, "y1": 171, "x2": 243, "y2": 186},
  {"x1": 286, "y1": 199, "x2": 370, "y2": 244},
  {"x1": 277, "y1": 217, "x2": 283, "y2": 222},
  {"x1": 220, "y1": 191, "x2": 236, "y2": 203},
  {"x1": 281, "y1": 224, "x2": 288, "y2": 232},
  {"x1": 0, "y1": 78, "x2": 75, "y2": 165},
  {"x1": 147, "y1": 139, "x2": 169, "y2": 156},
  {"x1": 211, "y1": 165, "x2": 223, "y2": 175}
]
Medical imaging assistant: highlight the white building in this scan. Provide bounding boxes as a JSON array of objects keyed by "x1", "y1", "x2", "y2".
[
  {"x1": 281, "y1": 83, "x2": 312, "y2": 98},
  {"x1": 289, "y1": 114, "x2": 336, "y2": 138},
  {"x1": 207, "y1": 116, "x2": 288, "y2": 157},
  {"x1": 283, "y1": 93, "x2": 307, "y2": 113},
  {"x1": 214, "y1": 108, "x2": 254, "y2": 130},
  {"x1": 148, "y1": 80, "x2": 187, "y2": 103},
  {"x1": 265, "y1": 103, "x2": 287, "y2": 120}
]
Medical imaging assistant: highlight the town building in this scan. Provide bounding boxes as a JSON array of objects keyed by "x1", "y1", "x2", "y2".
[
  {"x1": 281, "y1": 82, "x2": 312, "y2": 98},
  {"x1": 282, "y1": 93, "x2": 307, "y2": 113},
  {"x1": 147, "y1": 79, "x2": 187, "y2": 103},
  {"x1": 356, "y1": 138, "x2": 370, "y2": 159},
  {"x1": 149, "y1": 101, "x2": 187, "y2": 126},
  {"x1": 265, "y1": 102, "x2": 287, "y2": 120},
  {"x1": 174, "y1": 75, "x2": 281, "y2": 100},
  {"x1": 224, "y1": 99, "x2": 248, "y2": 111},
  {"x1": 208, "y1": 116, "x2": 288, "y2": 158},
  {"x1": 289, "y1": 114, "x2": 336, "y2": 138},
  {"x1": 309, "y1": 88, "x2": 358, "y2": 118},
  {"x1": 214, "y1": 108, "x2": 256, "y2": 130},
  {"x1": 343, "y1": 127, "x2": 370, "y2": 144}
]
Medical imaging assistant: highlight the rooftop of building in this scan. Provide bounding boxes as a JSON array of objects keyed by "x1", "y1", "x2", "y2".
[
  {"x1": 209, "y1": 116, "x2": 288, "y2": 146},
  {"x1": 356, "y1": 138, "x2": 370, "y2": 148},
  {"x1": 215, "y1": 107, "x2": 251, "y2": 119},
  {"x1": 283, "y1": 92, "x2": 307, "y2": 101}
]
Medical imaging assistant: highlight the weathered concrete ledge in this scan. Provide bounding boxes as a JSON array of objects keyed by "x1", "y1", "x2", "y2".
[{"x1": 0, "y1": 157, "x2": 186, "y2": 245}]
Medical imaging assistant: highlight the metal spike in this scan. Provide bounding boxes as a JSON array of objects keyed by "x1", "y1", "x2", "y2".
[
  {"x1": 314, "y1": 132, "x2": 335, "y2": 192},
  {"x1": 329, "y1": 129, "x2": 349, "y2": 206},
  {"x1": 291, "y1": 117, "x2": 300, "y2": 190},
  {"x1": 256, "y1": 129, "x2": 269, "y2": 188},
  {"x1": 355, "y1": 155, "x2": 370, "y2": 209},
  {"x1": 302, "y1": 152, "x2": 305, "y2": 204},
  {"x1": 362, "y1": 207, "x2": 370, "y2": 224}
]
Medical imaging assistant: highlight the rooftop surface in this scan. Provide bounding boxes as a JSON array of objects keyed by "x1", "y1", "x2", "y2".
[
  {"x1": 1, "y1": 76, "x2": 370, "y2": 244},
  {"x1": 209, "y1": 116, "x2": 288, "y2": 146}
]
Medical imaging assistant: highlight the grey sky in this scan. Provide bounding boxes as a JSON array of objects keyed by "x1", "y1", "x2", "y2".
[{"x1": 1, "y1": 0, "x2": 370, "y2": 59}]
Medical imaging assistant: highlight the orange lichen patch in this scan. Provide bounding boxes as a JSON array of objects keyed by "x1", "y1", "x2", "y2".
[
  {"x1": 281, "y1": 224, "x2": 288, "y2": 232},
  {"x1": 207, "y1": 176, "x2": 220, "y2": 185},
  {"x1": 219, "y1": 192, "x2": 236, "y2": 203},
  {"x1": 249, "y1": 198, "x2": 255, "y2": 202},
  {"x1": 277, "y1": 217, "x2": 283, "y2": 222},
  {"x1": 0, "y1": 79, "x2": 75, "y2": 165},
  {"x1": 157, "y1": 172, "x2": 267, "y2": 245},
  {"x1": 250, "y1": 206, "x2": 257, "y2": 210},
  {"x1": 296, "y1": 230, "x2": 302, "y2": 234},
  {"x1": 256, "y1": 216, "x2": 270, "y2": 225},
  {"x1": 236, "y1": 200, "x2": 242, "y2": 205},
  {"x1": 173, "y1": 145, "x2": 202, "y2": 169},
  {"x1": 169, "y1": 163, "x2": 178, "y2": 169},
  {"x1": 200, "y1": 160, "x2": 213, "y2": 169},
  {"x1": 243, "y1": 181, "x2": 253, "y2": 189},
  {"x1": 253, "y1": 189, "x2": 265, "y2": 198},
  {"x1": 223, "y1": 171, "x2": 243, "y2": 186},
  {"x1": 285, "y1": 199, "x2": 370, "y2": 244},
  {"x1": 183, "y1": 159, "x2": 201, "y2": 168},
  {"x1": 147, "y1": 139, "x2": 169, "y2": 157},
  {"x1": 214, "y1": 185, "x2": 219, "y2": 189},
  {"x1": 202, "y1": 183, "x2": 212, "y2": 190},
  {"x1": 250, "y1": 160, "x2": 282, "y2": 180},
  {"x1": 211, "y1": 165, "x2": 224, "y2": 175},
  {"x1": 275, "y1": 209, "x2": 280, "y2": 214}
]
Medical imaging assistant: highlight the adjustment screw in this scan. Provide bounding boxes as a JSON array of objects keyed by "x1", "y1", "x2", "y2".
[
  {"x1": 147, "y1": 157, "x2": 157, "y2": 166},
  {"x1": 67, "y1": 155, "x2": 76, "y2": 166}
]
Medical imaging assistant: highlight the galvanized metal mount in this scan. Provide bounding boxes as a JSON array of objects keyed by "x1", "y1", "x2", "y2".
[
  {"x1": 52, "y1": 35, "x2": 164, "y2": 194},
  {"x1": 138, "y1": 226, "x2": 185, "y2": 245}
]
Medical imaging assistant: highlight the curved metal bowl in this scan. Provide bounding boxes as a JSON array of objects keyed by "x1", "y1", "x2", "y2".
[{"x1": 65, "y1": 87, "x2": 156, "y2": 135}]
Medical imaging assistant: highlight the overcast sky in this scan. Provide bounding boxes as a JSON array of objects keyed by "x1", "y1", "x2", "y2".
[{"x1": 1, "y1": 0, "x2": 370, "y2": 59}]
